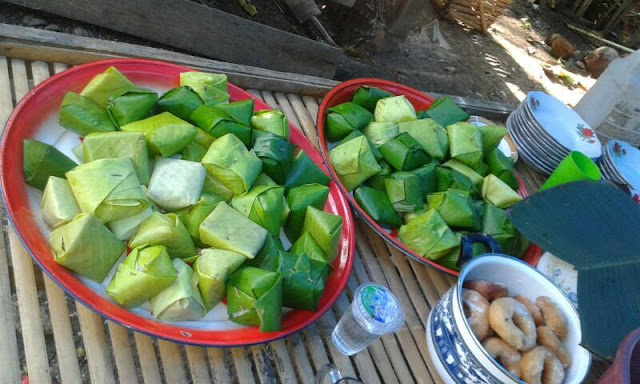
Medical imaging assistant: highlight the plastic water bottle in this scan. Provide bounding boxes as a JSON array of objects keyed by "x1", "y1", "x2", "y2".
[{"x1": 332, "y1": 283, "x2": 405, "y2": 356}]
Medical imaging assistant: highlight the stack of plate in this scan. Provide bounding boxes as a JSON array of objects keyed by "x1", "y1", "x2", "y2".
[
  {"x1": 506, "y1": 91, "x2": 602, "y2": 175},
  {"x1": 599, "y1": 139, "x2": 640, "y2": 191}
]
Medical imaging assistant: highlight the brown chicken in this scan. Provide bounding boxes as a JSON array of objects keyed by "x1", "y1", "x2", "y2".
[
  {"x1": 584, "y1": 46, "x2": 620, "y2": 78},
  {"x1": 546, "y1": 34, "x2": 575, "y2": 60}
]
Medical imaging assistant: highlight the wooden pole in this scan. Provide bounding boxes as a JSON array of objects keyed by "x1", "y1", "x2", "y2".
[
  {"x1": 566, "y1": 23, "x2": 635, "y2": 53},
  {"x1": 602, "y1": 0, "x2": 634, "y2": 35}
]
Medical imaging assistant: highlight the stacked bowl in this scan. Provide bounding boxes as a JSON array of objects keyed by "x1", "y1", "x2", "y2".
[{"x1": 599, "y1": 140, "x2": 640, "y2": 191}]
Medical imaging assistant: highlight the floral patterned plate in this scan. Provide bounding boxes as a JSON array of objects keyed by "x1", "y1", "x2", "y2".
[
  {"x1": 536, "y1": 252, "x2": 579, "y2": 308},
  {"x1": 606, "y1": 140, "x2": 640, "y2": 190}
]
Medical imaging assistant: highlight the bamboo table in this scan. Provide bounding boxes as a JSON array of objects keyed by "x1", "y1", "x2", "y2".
[{"x1": 0, "y1": 52, "x2": 609, "y2": 383}]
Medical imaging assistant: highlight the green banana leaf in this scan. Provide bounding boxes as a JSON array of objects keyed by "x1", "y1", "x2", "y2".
[
  {"x1": 176, "y1": 193, "x2": 225, "y2": 244},
  {"x1": 106, "y1": 245, "x2": 177, "y2": 307},
  {"x1": 284, "y1": 150, "x2": 331, "y2": 190},
  {"x1": 481, "y1": 174, "x2": 521, "y2": 208},
  {"x1": 486, "y1": 149, "x2": 519, "y2": 190},
  {"x1": 416, "y1": 110, "x2": 430, "y2": 119},
  {"x1": 253, "y1": 172, "x2": 277, "y2": 187},
  {"x1": 352, "y1": 86, "x2": 394, "y2": 112},
  {"x1": 190, "y1": 105, "x2": 252, "y2": 146},
  {"x1": 336, "y1": 130, "x2": 384, "y2": 162},
  {"x1": 397, "y1": 118, "x2": 449, "y2": 160},
  {"x1": 107, "y1": 206, "x2": 152, "y2": 241},
  {"x1": 365, "y1": 161, "x2": 392, "y2": 191},
  {"x1": 147, "y1": 158, "x2": 206, "y2": 211},
  {"x1": 362, "y1": 121, "x2": 398, "y2": 148},
  {"x1": 398, "y1": 209, "x2": 458, "y2": 260},
  {"x1": 199, "y1": 202, "x2": 268, "y2": 258},
  {"x1": 49, "y1": 213, "x2": 125, "y2": 282},
  {"x1": 284, "y1": 183, "x2": 329, "y2": 241},
  {"x1": 157, "y1": 86, "x2": 205, "y2": 122},
  {"x1": 193, "y1": 128, "x2": 216, "y2": 148},
  {"x1": 202, "y1": 173, "x2": 234, "y2": 202},
  {"x1": 301, "y1": 206, "x2": 342, "y2": 263},
  {"x1": 326, "y1": 102, "x2": 373, "y2": 141},
  {"x1": 379, "y1": 132, "x2": 430, "y2": 171},
  {"x1": 23, "y1": 140, "x2": 78, "y2": 191},
  {"x1": 437, "y1": 232, "x2": 463, "y2": 272},
  {"x1": 476, "y1": 162, "x2": 490, "y2": 177},
  {"x1": 329, "y1": 136, "x2": 381, "y2": 191},
  {"x1": 447, "y1": 122, "x2": 483, "y2": 169},
  {"x1": 107, "y1": 89, "x2": 158, "y2": 127},
  {"x1": 384, "y1": 172, "x2": 423, "y2": 212},
  {"x1": 442, "y1": 159, "x2": 483, "y2": 188},
  {"x1": 129, "y1": 212, "x2": 196, "y2": 259},
  {"x1": 82, "y1": 131, "x2": 151, "y2": 185},
  {"x1": 194, "y1": 248, "x2": 246, "y2": 310},
  {"x1": 150, "y1": 258, "x2": 206, "y2": 321},
  {"x1": 201, "y1": 133, "x2": 262, "y2": 195},
  {"x1": 246, "y1": 233, "x2": 284, "y2": 268},
  {"x1": 354, "y1": 186, "x2": 402, "y2": 228},
  {"x1": 411, "y1": 163, "x2": 438, "y2": 197},
  {"x1": 427, "y1": 189, "x2": 480, "y2": 230},
  {"x1": 374, "y1": 95, "x2": 417, "y2": 123},
  {"x1": 424, "y1": 96, "x2": 469, "y2": 128},
  {"x1": 481, "y1": 204, "x2": 517, "y2": 255},
  {"x1": 59, "y1": 92, "x2": 117, "y2": 136},
  {"x1": 227, "y1": 266, "x2": 283, "y2": 332},
  {"x1": 216, "y1": 99, "x2": 254, "y2": 126},
  {"x1": 404, "y1": 204, "x2": 428, "y2": 224},
  {"x1": 290, "y1": 232, "x2": 329, "y2": 264},
  {"x1": 251, "y1": 110, "x2": 289, "y2": 140},
  {"x1": 80, "y1": 66, "x2": 136, "y2": 107},
  {"x1": 120, "y1": 112, "x2": 197, "y2": 157},
  {"x1": 179, "y1": 72, "x2": 229, "y2": 106},
  {"x1": 41, "y1": 176, "x2": 81, "y2": 229},
  {"x1": 66, "y1": 157, "x2": 147, "y2": 223},
  {"x1": 181, "y1": 142, "x2": 208, "y2": 162},
  {"x1": 71, "y1": 144, "x2": 85, "y2": 163},
  {"x1": 479, "y1": 124, "x2": 507, "y2": 154},
  {"x1": 231, "y1": 185, "x2": 285, "y2": 235},
  {"x1": 435, "y1": 166, "x2": 475, "y2": 194},
  {"x1": 252, "y1": 135, "x2": 295, "y2": 184}
]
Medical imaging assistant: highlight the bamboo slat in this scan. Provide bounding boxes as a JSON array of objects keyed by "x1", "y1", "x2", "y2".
[
  {"x1": 107, "y1": 323, "x2": 138, "y2": 384},
  {"x1": 285, "y1": 335, "x2": 315, "y2": 384},
  {"x1": 207, "y1": 348, "x2": 232, "y2": 384},
  {"x1": 133, "y1": 333, "x2": 162, "y2": 384},
  {"x1": 75, "y1": 303, "x2": 116, "y2": 384},
  {"x1": 231, "y1": 347, "x2": 256, "y2": 384},
  {"x1": 269, "y1": 340, "x2": 298, "y2": 384},
  {"x1": 158, "y1": 341, "x2": 188, "y2": 384},
  {"x1": 185, "y1": 346, "x2": 211, "y2": 384}
]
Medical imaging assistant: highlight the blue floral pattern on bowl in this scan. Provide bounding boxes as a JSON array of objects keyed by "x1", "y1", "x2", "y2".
[{"x1": 536, "y1": 252, "x2": 579, "y2": 308}]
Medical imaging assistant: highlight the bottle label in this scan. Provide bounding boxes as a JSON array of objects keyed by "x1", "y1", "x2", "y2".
[{"x1": 360, "y1": 285, "x2": 394, "y2": 323}]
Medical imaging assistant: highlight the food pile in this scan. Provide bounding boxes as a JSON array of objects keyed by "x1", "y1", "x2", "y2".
[
  {"x1": 463, "y1": 280, "x2": 571, "y2": 384},
  {"x1": 324, "y1": 87, "x2": 528, "y2": 271},
  {"x1": 23, "y1": 67, "x2": 342, "y2": 332}
]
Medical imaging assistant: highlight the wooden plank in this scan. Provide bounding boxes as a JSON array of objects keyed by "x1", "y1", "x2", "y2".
[
  {"x1": 157, "y1": 341, "x2": 188, "y2": 384},
  {"x1": 132, "y1": 333, "x2": 162, "y2": 384},
  {"x1": 285, "y1": 335, "x2": 315, "y2": 384},
  {"x1": 75, "y1": 303, "x2": 116, "y2": 384},
  {"x1": 231, "y1": 347, "x2": 256, "y2": 384},
  {"x1": 268, "y1": 340, "x2": 298, "y2": 384},
  {"x1": 207, "y1": 348, "x2": 232, "y2": 384},
  {"x1": 251, "y1": 345, "x2": 278, "y2": 384},
  {"x1": 300, "y1": 325, "x2": 330, "y2": 371},
  {"x1": 3, "y1": 1, "x2": 341, "y2": 78},
  {"x1": 185, "y1": 346, "x2": 211, "y2": 384},
  {"x1": 107, "y1": 323, "x2": 138, "y2": 384}
]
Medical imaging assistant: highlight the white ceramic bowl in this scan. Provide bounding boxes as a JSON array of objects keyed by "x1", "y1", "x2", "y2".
[{"x1": 426, "y1": 255, "x2": 591, "y2": 384}]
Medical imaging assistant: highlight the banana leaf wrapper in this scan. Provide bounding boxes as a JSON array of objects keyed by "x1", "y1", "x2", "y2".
[
  {"x1": 365, "y1": 161, "x2": 392, "y2": 191},
  {"x1": 379, "y1": 132, "x2": 430, "y2": 172},
  {"x1": 404, "y1": 204, "x2": 428, "y2": 224},
  {"x1": 427, "y1": 189, "x2": 480, "y2": 230},
  {"x1": 374, "y1": 95, "x2": 417, "y2": 123},
  {"x1": 147, "y1": 158, "x2": 206, "y2": 211},
  {"x1": 481, "y1": 174, "x2": 522, "y2": 208},
  {"x1": 253, "y1": 172, "x2": 277, "y2": 187},
  {"x1": 251, "y1": 110, "x2": 289, "y2": 140},
  {"x1": 194, "y1": 128, "x2": 216, "y2": 148},
  {"x1": 176, "y1": 193, "x2": 225, "y2": 244},
  {"x1": 398, "y1": 209, "x2": 458, "y2": 260},
  {"x1": 66, "y1": 157, "x2": 147, "y2": 223},
  {"x1": 479, "y1": 124, "x2": 507, "y2": 154},
  {"x1": 290, "y1": 231, "x2": 329, "y2": 265},
  {"x1": 352, "y1": 86, "x2": 394, "y2": 112},
  {"x1": 301, "y1": 206, "x2": 342, "y2": 262},
  {"x1": 437, "y1": 232, "x2": 463, "y2": 272},
  {"x1": 107, "y1": 89, "x2": 158, "y2": 127},
  {"x1": 246, "y1": 233, "x2": 284, "y2": 268},
  {"x1": 354, "y1": 186, "x2": 402, "y2": 228},
  {"x1": 216, "y1": 99, "x2": 254, "y2": 126},
  {"x1": 284, "y1": 150, "x2": 331, "y2": 190},
  {"x1": 157, "y1": 86, "x2": 205, "y2": 122},
  {"x1": 435, "y1": 166, "x2": 475, "y2": 194},
  {"x1": 397, "y1": 118, "x2": 449, "y2": 160},
  {"x1": 150, "y1": 258, "x2": 206, "y2": 321},
  {"x1": 447, "y1": 122, "x2": 484, "y2": 169},
  {"x1": 384, "y1": 172, "x2": 423, "y2": 213},
  {"x1": 424, "y1": 96, "x2": 469, "y2": 128},
  {"x1": 412, "y1": 163, "x2": 437, "y2": 197},
  {"x1": 202, "y1": 173, "x2": 234, "y2": 202},
  {"x1": 71, "y1": 144, "x2": 85, "y2": 163},
  {"x1": 106, "y1": 244, "x2": 177, "y2": 307},
  {"x1": 336, "y1": 130, "x2": 384, "y2": 162},
  {"x1": 284, "y1": 183, "x2": 330, "y2": 241},
  {"x1": 362, "y1": 121, "x2": 398, "y2": 148},
  {"x1": 194, "y1": 249, "x2": 246, "y2": 310},
  {"x1": 482, "y1": 204, "x2": 517, "y2": 255},
  {"x1": 181, "y1": 142, "x2": 207, "y2": 162},
  {"x1": 82, "y1": 131, "x2": 151, "y2": 185},
  {"x1": 27, "y1": 136, "x2": 60, "y2": 176},
  {"x1": 252, "y1": 135, "x2": 295, "y2": 184},
  {"x1": 80, "y1": 66, "x2": 136, "y2": 108},
  {"x1": 201, "y1": 133, "x2": 262, "y2": 195},
  {"x1": 179, "y1": 72, "x2": 229, "y2": 106},
  {"x1": 227, "y1": 266, "x2": 283, "y2": 332},
  {"x1": 41, "y1": 176, "x2": 81, "y2": 229},
  {"x1": 416, "y1": 110, "x2": 430, "y2": 119},
  {"x1": 329, "y1": 136, "x2": 382, "y2": 191},
  {"x1": 442, "y1": 159, "x2": 483, "y2": 188},
  {"x1": 59, "y1": 92, "x2": 117, "y2": 136},
  {"x1": 487, "y1": 149, "x2": 519, "y2": 190},
  {"x1": 326, "y1": 102, "x2": 373, "y2": 141},
  {"x1": 190, "y1": 105, "x2": 252, "y2": 146},
  {"x1": 129, "y1": 212, "x2": 196, "y2": 259},
  {"x1": 107, "y1": 206, "x2": 153, "y2": 241},
  {"x1": 199, "y1": 202, "x2": 268, "y2": 258},
  {"x1": 476, "y1": 162, "x2": 490, "y2": 177},
  {"x1": 231, "y1": 185, "x2": 285, "y2": 235},
  {"x1": 120, "y1": 112, "x2": 197, "y2": 157},
  {"x1": 49, "y1": 213, "x2": 125, "y2": 282}
]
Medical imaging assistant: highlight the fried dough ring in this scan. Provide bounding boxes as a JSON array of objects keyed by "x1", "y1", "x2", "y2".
[
  {"x1": 537, "y1": 325, "x2": 571, "y2": 368},
  {"x1": 489, "y1": 297, "x2": 537, "y2": 351},
  {"x1": 536, "y1": 297, "x2": 568, "y2": 340},
  {"x1": 515, "y1": 295, "x2": 545, "y2": 326},
  {"x1": 483, "y1": 337, "x2": 522, "y2": 378},
  {"x1": 521, "y1": 346, "x2": 565, "y2": 384},
  {"x1": 464, "y1": 280, "x2": 509, "y2": 301},
  {"x1": 462, "y1": 288, "x2": 491, "y2": 341}
]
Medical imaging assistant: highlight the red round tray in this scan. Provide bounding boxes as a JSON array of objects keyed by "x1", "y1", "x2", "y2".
[
  {"x1": 1, "y1": 59, "x2": 355, "y2": 347},
  {"x1": 316, "y1": 78, "x2": 542, "y2": 276}
]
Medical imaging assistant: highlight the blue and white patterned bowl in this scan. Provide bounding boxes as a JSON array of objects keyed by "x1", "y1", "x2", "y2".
[{"x1": 426, "y1": 255, "x2": 591, "y2": 384}]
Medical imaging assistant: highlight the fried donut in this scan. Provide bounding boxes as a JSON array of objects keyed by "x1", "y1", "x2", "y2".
[
  {"x1": 537, "y1": 326, "x2": 571, "y2": 368},
  {"x1": 483, "y1": 337, "x2": 522, "y2": 378},
  {"x1": 515, "y1": 295, "x2": 545, "y2": 326},
  {"x1": 535, "y1": 297, "x2": 568, "y2": 340},
  {"x1": 489, "y1": 297, "x2": 537, "y2": 351},
  {"x1": 462, "y1": 288, "x2": 491, "y2": 341},
  {"x1": 521, "y1": 346, "x2": 565, "y2": 384},
  {"x1": 464, "y1": 280, "x2": 509, "y2": 301}
]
